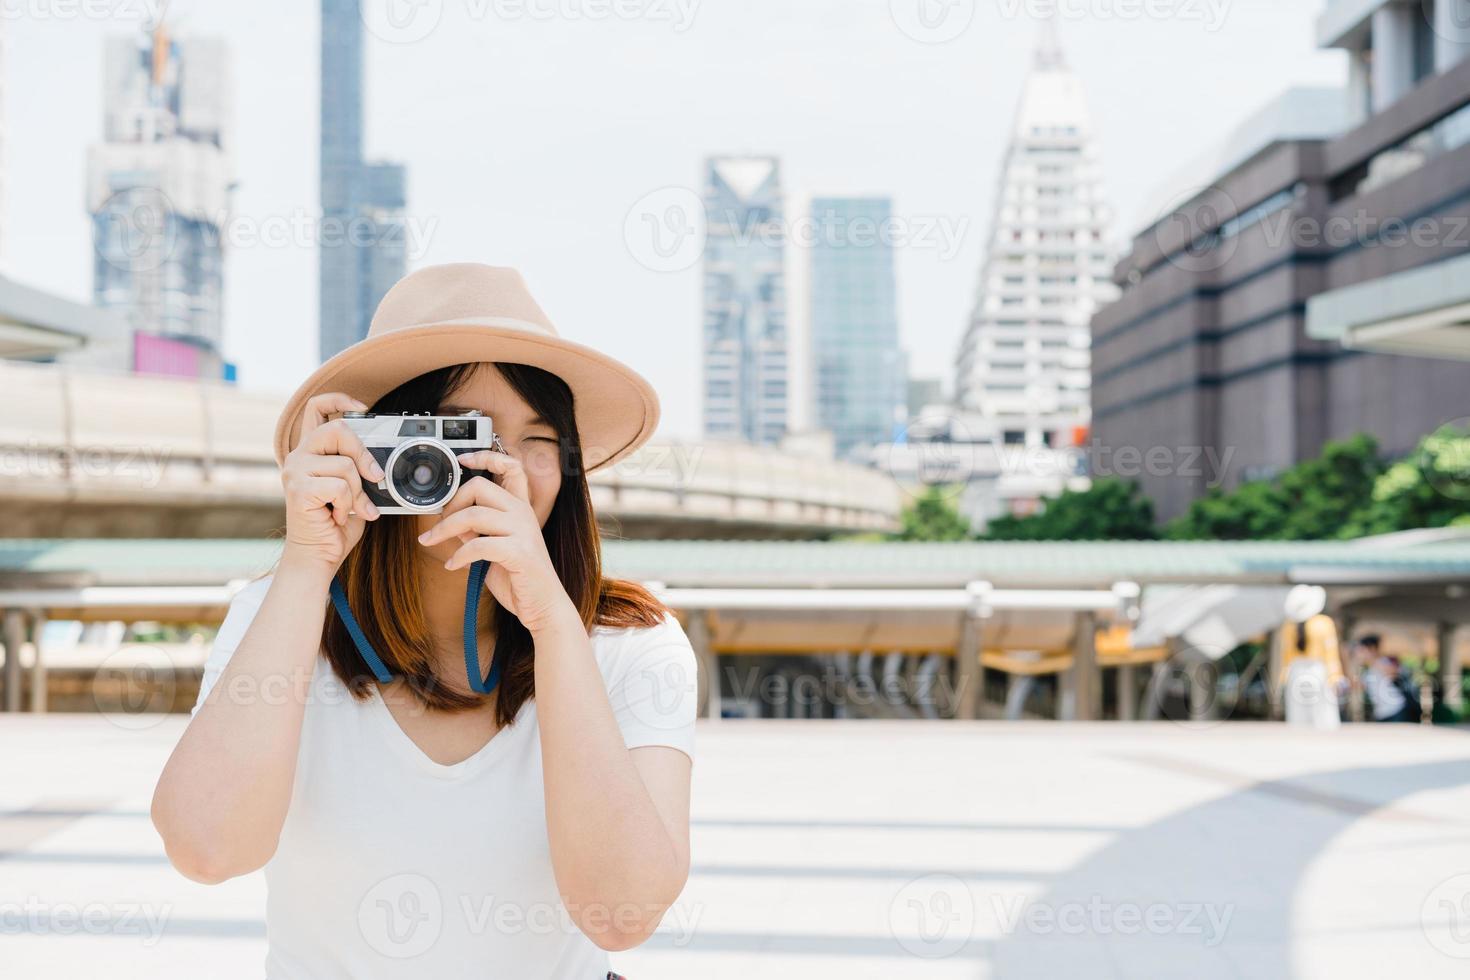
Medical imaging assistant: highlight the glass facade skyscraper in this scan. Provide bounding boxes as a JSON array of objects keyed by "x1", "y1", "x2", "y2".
[
  {"x1": 702, "y1": 156, "x2": 788, "y2": 445},
  {"x1": 319, "y1": 0, "x2": 407, "y2": 361},
  {"x1": 809, "y1": 197, "x2": 905, "y2": 457}
]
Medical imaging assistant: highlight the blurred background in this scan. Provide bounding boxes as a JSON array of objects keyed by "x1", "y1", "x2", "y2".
[{"x1": 2, "y1": 0, "x2": 1470, "y2": 977}]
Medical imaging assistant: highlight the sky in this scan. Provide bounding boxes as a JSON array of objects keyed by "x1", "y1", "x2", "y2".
[{"x1": 7, "y1": 0, "x2": 1345, "y2": 438}]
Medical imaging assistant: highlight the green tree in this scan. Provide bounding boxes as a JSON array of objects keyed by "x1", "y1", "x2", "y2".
[
  {"x1": 1345, "y1": 423, "x2": 1470, "y2": 536},
  {"x1": 983, "y1": 478, "x2": 1157, "y2": 541},
  {"x1": 1167, "y1": 434, "x2": 1383, "y2": 540},
  {"x1": 893, "y1": 485, "x2": 973, "y2": 542}
]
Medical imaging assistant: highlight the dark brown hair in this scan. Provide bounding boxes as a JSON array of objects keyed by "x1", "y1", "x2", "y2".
[{"x1": 320, "y1": 361, "x2": 668, "y2": 725}]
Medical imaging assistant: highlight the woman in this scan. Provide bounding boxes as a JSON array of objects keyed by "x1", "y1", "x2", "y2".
[{"x1": 152, "y1": 264, "x2": 697, "y2": 978}]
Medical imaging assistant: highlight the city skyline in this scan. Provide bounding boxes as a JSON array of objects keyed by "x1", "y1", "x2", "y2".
[{"x1": 8, "y1": 1, "x2": 1346, "y2": 437}]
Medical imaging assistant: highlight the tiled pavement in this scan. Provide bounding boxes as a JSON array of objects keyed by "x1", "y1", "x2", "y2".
[{"x1": 3, "y1": 717, "x2": 1469, "y2": 978}]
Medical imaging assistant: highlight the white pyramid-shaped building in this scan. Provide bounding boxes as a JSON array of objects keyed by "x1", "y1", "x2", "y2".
[{"x1": 954, "y1": 21, "x2": 1118, "y2": 449}]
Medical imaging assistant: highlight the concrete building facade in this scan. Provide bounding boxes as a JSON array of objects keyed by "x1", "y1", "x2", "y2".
[{"x1": 1092, "y1": 0, "x2": 1470, "y2": 519}]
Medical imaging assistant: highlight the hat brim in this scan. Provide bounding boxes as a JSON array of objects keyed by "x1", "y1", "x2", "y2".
[{"x1": 273, "y1": 318, "x2": 660, "y2": 473}]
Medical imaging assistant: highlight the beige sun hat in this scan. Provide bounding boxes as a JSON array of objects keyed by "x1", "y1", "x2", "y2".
[{"x1": 274, "y1": 264, "x2": 660, "y2": 472}]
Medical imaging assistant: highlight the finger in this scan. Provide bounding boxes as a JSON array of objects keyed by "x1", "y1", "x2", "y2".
[
  {"x1": 305, "y1": 454, "x2": 364, "y2": 497},
  {"x1": 457, "y1": 450, "x2": 531, "y2": 505},
  {"x1": 305, "y1": 419, "x2": 385, "y2": 484},
  {"x1": 353, "y1": 489, "x2": 381, "y2": 521},
  {"x1": 300, "y1": 476, "x2": 354, "y2": 526},
  {"x1": 418, "y1": 505, "x2": 515, "y2": 546},
  {"x1": 443, "y1": 474, "x2": 518, "y2": 516},
  {"x1": 300, "y1": 392, "x2": 368, "y2": 440},
  {"x1": 444, "y1": 536, "x2": 514, "y2": 571}
]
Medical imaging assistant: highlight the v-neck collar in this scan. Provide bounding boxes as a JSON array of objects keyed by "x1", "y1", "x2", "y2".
[{"x1": 365, "y1": 687, "x2": 529, "y2": 779}]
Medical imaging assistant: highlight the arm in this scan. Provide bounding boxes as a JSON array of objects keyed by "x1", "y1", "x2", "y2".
[
  {"x1": 151, "y1": 394, "x2": 384, "y2": 883},
  {"x1": 534, "y1": 610, "x2": 692, "y2": 951},
  {"x1": 150, "y1": 560, "x2": 334, "y2": 882},
  {"x1": 424, "y1": 451, "x2": 692, "y2": 950}
]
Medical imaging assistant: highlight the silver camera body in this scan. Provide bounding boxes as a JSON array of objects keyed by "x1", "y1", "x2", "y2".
[{"x1": 342, "y1": 410, "x2": 502, "y2": 515}]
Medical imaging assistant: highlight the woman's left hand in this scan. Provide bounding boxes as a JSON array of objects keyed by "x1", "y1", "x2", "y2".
[{"x1": 418, "y1": 451, "x2": 579, "y2": 635}]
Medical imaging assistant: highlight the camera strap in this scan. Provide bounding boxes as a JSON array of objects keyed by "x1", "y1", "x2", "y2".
[{"x1": 328, "y1": 559, "x2": 504, "y2": 695}]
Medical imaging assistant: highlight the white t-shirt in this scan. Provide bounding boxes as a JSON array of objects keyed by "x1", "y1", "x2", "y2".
[{"x1": 192, "y1": 574, "x2": 698, "y2": 979}]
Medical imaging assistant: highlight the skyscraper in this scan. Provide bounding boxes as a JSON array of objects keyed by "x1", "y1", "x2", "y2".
[
  {"x1": 86, "y1": 23, "x2": 232, "y2": 374},
  {"x1": 953, "y1": 20, "x2": 1117, "y2": 449},
  {"x1": 320, "y1": 0, "x2": 408, "y2": 361},
  {"x1": 809, "y1": 197, "x2": 905, "y2": 457},
  {"x1": 0, "y1": 18, "x2": 8, "y2": 271},
  {"x1": 702, "y1": 156, "x2": 788, "y2": 445}
]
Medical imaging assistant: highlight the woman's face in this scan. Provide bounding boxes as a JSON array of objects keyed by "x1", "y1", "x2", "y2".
[{"x1": 413, "y1": 364, "x2": 564, "y2": 554}]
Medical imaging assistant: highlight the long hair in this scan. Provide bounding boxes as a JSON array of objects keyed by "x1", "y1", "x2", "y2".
[{"x1": 320, "y1": 361, "x2": 668, "y2": 725}]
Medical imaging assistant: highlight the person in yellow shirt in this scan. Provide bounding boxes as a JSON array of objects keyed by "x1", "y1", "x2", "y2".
[{"x1": 1276, "y1": 586, "x2": 1345, "y2": 729}]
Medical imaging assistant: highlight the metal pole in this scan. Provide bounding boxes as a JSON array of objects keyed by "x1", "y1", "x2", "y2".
[
  {"x1": 28, "y1": 613, "x2": 46, "y2": 713},
  {"x1": 1439, "y1": 622, "x2": 1463, "y2": 715},
  {"x1": 1066, "y1": 612, "x2": 1099, "y2": 721},
  {"x1": 686, "y1": 609, "x2": 719, "y2": 722},
  {"x1": 1117, "y1": 664, "x2": 1137, "y2": 721},
  {"x1": 2, "y1": 610, "x2": 24, "y2": 713}
]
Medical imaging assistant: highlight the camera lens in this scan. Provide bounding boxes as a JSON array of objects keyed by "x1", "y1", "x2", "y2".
[{"x1": 386, "y1": 440, "x2": 458, "y2": 510}]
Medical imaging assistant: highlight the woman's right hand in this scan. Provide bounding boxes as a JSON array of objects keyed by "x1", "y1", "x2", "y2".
[{"x1": 281, "y1": 392, "x2": 385, "y2": 571}]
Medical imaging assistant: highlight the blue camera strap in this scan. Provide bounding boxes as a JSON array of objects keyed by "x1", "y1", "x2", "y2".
[{"x1": 328, "y1": 559, "x2": 503, "y2": 695}]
